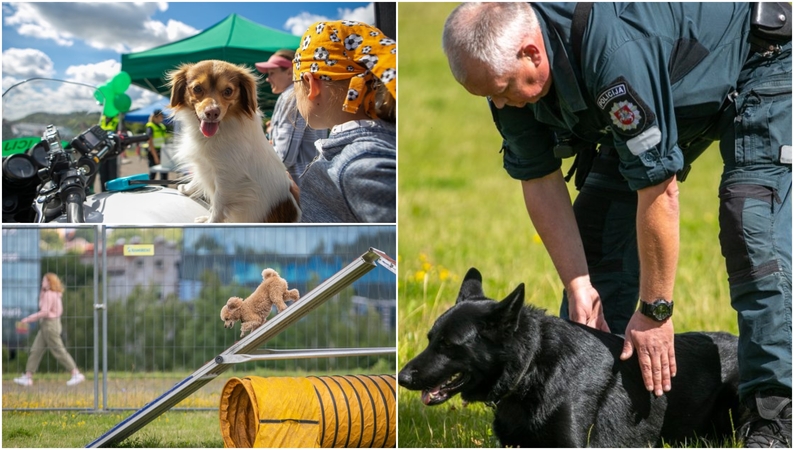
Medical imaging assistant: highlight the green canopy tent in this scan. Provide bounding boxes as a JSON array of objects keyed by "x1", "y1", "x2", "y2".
[{"x1": 121, "y1": 13, "x2": 300, "y2": 113}]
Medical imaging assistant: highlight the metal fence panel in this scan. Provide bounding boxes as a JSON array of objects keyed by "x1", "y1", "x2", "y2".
[{"x1": 2, "y1": 225, "x2": 396, "y2": 412}]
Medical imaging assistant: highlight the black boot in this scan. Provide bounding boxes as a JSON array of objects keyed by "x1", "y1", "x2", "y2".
[{"x1": 742, "y1": 391, "x2": 792, "y2": 448}]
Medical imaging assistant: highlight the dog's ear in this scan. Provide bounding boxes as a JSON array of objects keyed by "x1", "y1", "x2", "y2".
[
  {"x1": 238, "y1": 66, "x2": 259, "y2": 117},
  {"x1": 226, "y1": 297, "x2": 243, "y2": 310},
  {"x1": 455, "y1": 268, "x2": 485, "y2": 304},
  {"x1": 166, "y1": 64, "x2": 190, "y2": 108},
  {"x1": 495, "y1": 283, "x2": 525, "y2": 334}
]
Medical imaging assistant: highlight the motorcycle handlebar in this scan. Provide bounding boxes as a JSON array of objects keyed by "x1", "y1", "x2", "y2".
[{"x1": 118, "y1": 133, "x2": 150, "y2": 146}]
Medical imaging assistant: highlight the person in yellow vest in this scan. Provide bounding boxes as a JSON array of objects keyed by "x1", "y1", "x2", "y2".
[
  {"x1": 94, "y1": 113, "x2": 120, "y2": 192},
  {"x1": 145, "y1": 109, "x2": 169, "y2": 180}
]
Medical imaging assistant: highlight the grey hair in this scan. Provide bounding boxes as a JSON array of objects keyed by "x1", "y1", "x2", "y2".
[{"x1": 442, "y1": 2, "x2": 539, "y2": 84}]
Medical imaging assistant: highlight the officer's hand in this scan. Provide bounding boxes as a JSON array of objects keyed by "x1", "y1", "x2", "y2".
[
  {"x1": 620, "y1": 311, "x2": 676, "y2": 397},
  {"x1": 567, "y1": 283, "x2": 610, "y2": 333}
]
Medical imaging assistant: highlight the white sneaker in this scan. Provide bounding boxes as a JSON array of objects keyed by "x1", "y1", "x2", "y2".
[
  {"x1": 66, "y1": 372, "x2": 85, "y2": 386},
  {"x1": 13, "y1": 374, "x2": 32, "y2": 387}
]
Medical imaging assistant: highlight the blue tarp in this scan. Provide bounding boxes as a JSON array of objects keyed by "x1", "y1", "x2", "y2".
[{"x1": 124, "y1": 97, "x2": 171, "y2": 123}]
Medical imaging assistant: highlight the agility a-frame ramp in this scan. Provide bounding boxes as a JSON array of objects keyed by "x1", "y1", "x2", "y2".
[{"x1": 87, "y1": 248, "x2": 396, "y2": 448}]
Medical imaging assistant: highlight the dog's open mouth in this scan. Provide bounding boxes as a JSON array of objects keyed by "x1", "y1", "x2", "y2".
[
  {"x1": 421, "y1": 372, "x2": 469, "y2": 406},
  {"x1": 200, "y1": 120, "x2": 220, "y2": 137}
]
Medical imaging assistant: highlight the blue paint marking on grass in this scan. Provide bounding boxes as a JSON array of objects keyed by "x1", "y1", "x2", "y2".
[{"x1": 86, "y1": 375, "x2": 194, "y2": 447}]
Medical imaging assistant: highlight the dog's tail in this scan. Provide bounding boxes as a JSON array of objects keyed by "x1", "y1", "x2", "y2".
[{"x1": 262, "y1": 268, "x2": 277, "y2": 279}]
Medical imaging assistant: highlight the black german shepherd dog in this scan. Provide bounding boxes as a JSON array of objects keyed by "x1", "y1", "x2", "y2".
[{"x1": 398, "y1": 268, "x2": 743, "y2": 447}]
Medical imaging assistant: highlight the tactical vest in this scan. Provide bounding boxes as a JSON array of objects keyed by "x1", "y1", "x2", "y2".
[
  {"x1": 146, "y1": 122, "x2": 168, "y2": 148},
  {"x1": 100, "y1": 115, "x2": 118, "y2": 132}
]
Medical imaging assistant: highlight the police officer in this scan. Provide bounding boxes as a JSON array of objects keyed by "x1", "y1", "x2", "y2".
[
  {"x1": 443, "y1": 3, "x2": 791, "y2": 447},
  {"x1": 145, "y1": 109, "x2": 168, "y2": 180}
]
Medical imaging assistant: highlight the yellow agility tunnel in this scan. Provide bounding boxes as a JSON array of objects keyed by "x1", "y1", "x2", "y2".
[{"x1": 220, "y1": 375, "x2": 396, "y2": 448}]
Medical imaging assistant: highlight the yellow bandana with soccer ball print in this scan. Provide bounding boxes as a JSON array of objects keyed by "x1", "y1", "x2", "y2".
[{"x1": 293, "y1": 20, "x2": 396, "y2": 119}]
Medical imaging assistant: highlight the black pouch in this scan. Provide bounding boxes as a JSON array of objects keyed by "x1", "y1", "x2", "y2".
[
  {"x1": 556, "y1": 136, "x2": 597, "y2": 191},
  {"x1": 750, "y1": 3, "x2": 791, "y2": 45}
]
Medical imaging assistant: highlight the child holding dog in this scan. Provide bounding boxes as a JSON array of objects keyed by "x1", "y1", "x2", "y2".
[{"x1": 291, "y1": 20, "x2": 396, "y2": 223}]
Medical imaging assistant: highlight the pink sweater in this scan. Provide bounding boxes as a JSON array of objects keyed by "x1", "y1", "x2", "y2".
[{"x1": 26, "y1": 290, "x2": 63, "y2": 321}]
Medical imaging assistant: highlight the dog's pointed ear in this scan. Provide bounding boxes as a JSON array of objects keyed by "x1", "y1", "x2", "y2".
[
  {"x1": 496, "y1": 283, "x2": 525, "y2": 334},
  {"x1": 456, "y1": 267, "x2": 485, "y2": 304}
]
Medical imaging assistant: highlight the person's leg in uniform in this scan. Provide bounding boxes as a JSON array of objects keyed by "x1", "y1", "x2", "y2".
[
  {"x1": 560, "y1": 146, "x2": 640, "y2": 334},
  {"x1": 718, "y1": 42, "x2": 792, "y2": 447},
  {"x1": 147, "y1": 150, "x2": 157, "y2": 180},
  {"x1": 99, "y1": 157, "x2": 118, "y2": 192}
]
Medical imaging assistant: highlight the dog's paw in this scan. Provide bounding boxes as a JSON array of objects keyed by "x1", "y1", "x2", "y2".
[
  {"x1": 194, "y1": 215, "x2": 210, "y2": 223},
  {"x1": 177, "y1": 184, "x2": 188, "y2": 195}
]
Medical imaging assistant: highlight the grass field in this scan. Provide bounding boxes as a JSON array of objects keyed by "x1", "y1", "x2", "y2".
[
  {"x1": 2, "y1": 366, "x2": 392, "y2": 447},
  {"x1": 397, "y1": 2, "x2": 739, "y2": 447}
]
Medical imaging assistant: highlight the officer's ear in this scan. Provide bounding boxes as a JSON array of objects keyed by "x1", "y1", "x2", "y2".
[{"x1": 519, "y1": 42, "x2": 544, "y2": 67}]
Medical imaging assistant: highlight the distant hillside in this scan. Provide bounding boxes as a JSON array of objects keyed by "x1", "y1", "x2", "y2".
[
  {"x1": 8, "y1": 111, "x2": 101, "y2": 128},
  {"x1": 4, "y1": 111, "x2": 102, "y2": 142}
]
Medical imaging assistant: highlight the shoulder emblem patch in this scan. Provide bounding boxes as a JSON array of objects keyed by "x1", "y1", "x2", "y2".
[
  {"x1": 596, "y1": 76, "x2": 655, "y2": 137},
  {"x1": 609, "y1": 100, "x2": 642, "y2": 133}
]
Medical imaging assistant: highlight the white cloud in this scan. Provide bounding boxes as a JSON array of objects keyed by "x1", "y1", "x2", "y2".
[
  {"x1": 2, "y1": 48, "x2": 56, "y2": 78},
  {"x1": 283, "y1": 3, "x2": 376, "y2": 36},
  {"x1": 3, "y1": 2, "x2": 198, "y2": 54},
  {"x1": 338, "y1": 4, "x2": 376, "y2": 24},
  {"x1": 64, "y1": 60, "x2": 121, "y2": 86}
]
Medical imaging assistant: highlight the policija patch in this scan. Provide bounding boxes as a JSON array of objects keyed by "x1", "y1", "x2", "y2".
[{"x1": 596, "y1": 76, "x2": 655, "y2": 137}]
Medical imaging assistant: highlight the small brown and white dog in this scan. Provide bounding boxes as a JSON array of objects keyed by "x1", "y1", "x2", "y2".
[
  {"x1": 167, "y1": 60, "x2": 300, "y2": 223},
  {"x1": 220, "y1": 268, "x2": 300, "y2": 337}
]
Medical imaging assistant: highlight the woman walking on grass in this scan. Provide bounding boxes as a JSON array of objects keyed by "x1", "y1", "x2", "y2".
[{"x1": 13, "y1": 273, "x2": 85, "y2": 387}]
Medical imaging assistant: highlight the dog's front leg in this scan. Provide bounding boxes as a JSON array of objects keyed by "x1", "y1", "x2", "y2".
[
  {"x1": 178, "y1": 178, "x2": 200, "y2": 197},
  {"x1": 204, "y1": 191, "x2": 228, "y2": 223}
]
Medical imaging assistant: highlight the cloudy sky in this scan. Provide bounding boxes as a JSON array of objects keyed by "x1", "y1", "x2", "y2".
[{"x1": 2, "y1": 2, "x2": 375, "y2": 119}]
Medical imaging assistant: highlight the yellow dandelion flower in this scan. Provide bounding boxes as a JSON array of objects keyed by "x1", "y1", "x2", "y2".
[
  {"x1": 439, "y1": 268, "x2": 450, "y2": 281},
  {"x1": 532, "y1": 233, "x2": 543, "y2": 244},
  {"x1": 414, "y1": 270, "x2": 426, "y2": 282}
]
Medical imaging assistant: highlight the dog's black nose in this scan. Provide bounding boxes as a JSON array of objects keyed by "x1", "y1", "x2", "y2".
[
  {"x1": 398, "y1": 367, "x2": 417, "y2": 387},
  {"x1": 204, "y1": 106, "x2": 220, "y2": 121}
]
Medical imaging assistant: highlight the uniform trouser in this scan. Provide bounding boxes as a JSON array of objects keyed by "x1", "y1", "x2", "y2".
[
  {"x1": 559, "y1": 150, "x2": 639, "y2": 335},
  {"x1": 147, "y1": 149, "x2": 167, "y2": 181},
  {"x1": 718, "y1": 42, "x2": 792, "y2": 400},
  {"x1": 26, "y1": 318, "x2": 78, "y2": 374},
  {"x1": 98, "y1": 157, "x2": 118, "y2": 192},
  {"x1": 561, "y1": 43, "x2": 792, "y2": 402}
]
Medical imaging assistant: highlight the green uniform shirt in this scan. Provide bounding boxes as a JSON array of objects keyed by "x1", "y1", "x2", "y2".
[{"x1": 495, "y1": 2, "x2": 752, "y2": 191}]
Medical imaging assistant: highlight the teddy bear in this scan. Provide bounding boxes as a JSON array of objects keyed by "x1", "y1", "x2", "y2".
[{"x1": 220, "y1": 268, "x2": 300, "y2": 337}]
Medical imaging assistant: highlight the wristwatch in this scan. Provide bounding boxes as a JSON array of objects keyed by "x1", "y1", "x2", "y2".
[{"x1": 639, "y1": 298, "x2": 674, "y2": 321}]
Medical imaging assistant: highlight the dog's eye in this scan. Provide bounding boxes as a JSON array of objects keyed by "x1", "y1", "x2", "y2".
[
  {"x1": 223, "y1": 87, "x2": 233, "y2": 96},
  {"x1": 192, "y1": 85, "x2": 203, "y2": 94}
]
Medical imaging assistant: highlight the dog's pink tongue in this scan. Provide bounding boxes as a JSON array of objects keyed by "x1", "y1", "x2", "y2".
[
  {"x1": 421, "y1": 390, "x2": 432, "y2": 405},
  {"x1": 200, "y1": 120, "x2": 219, "y2": 137}
]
